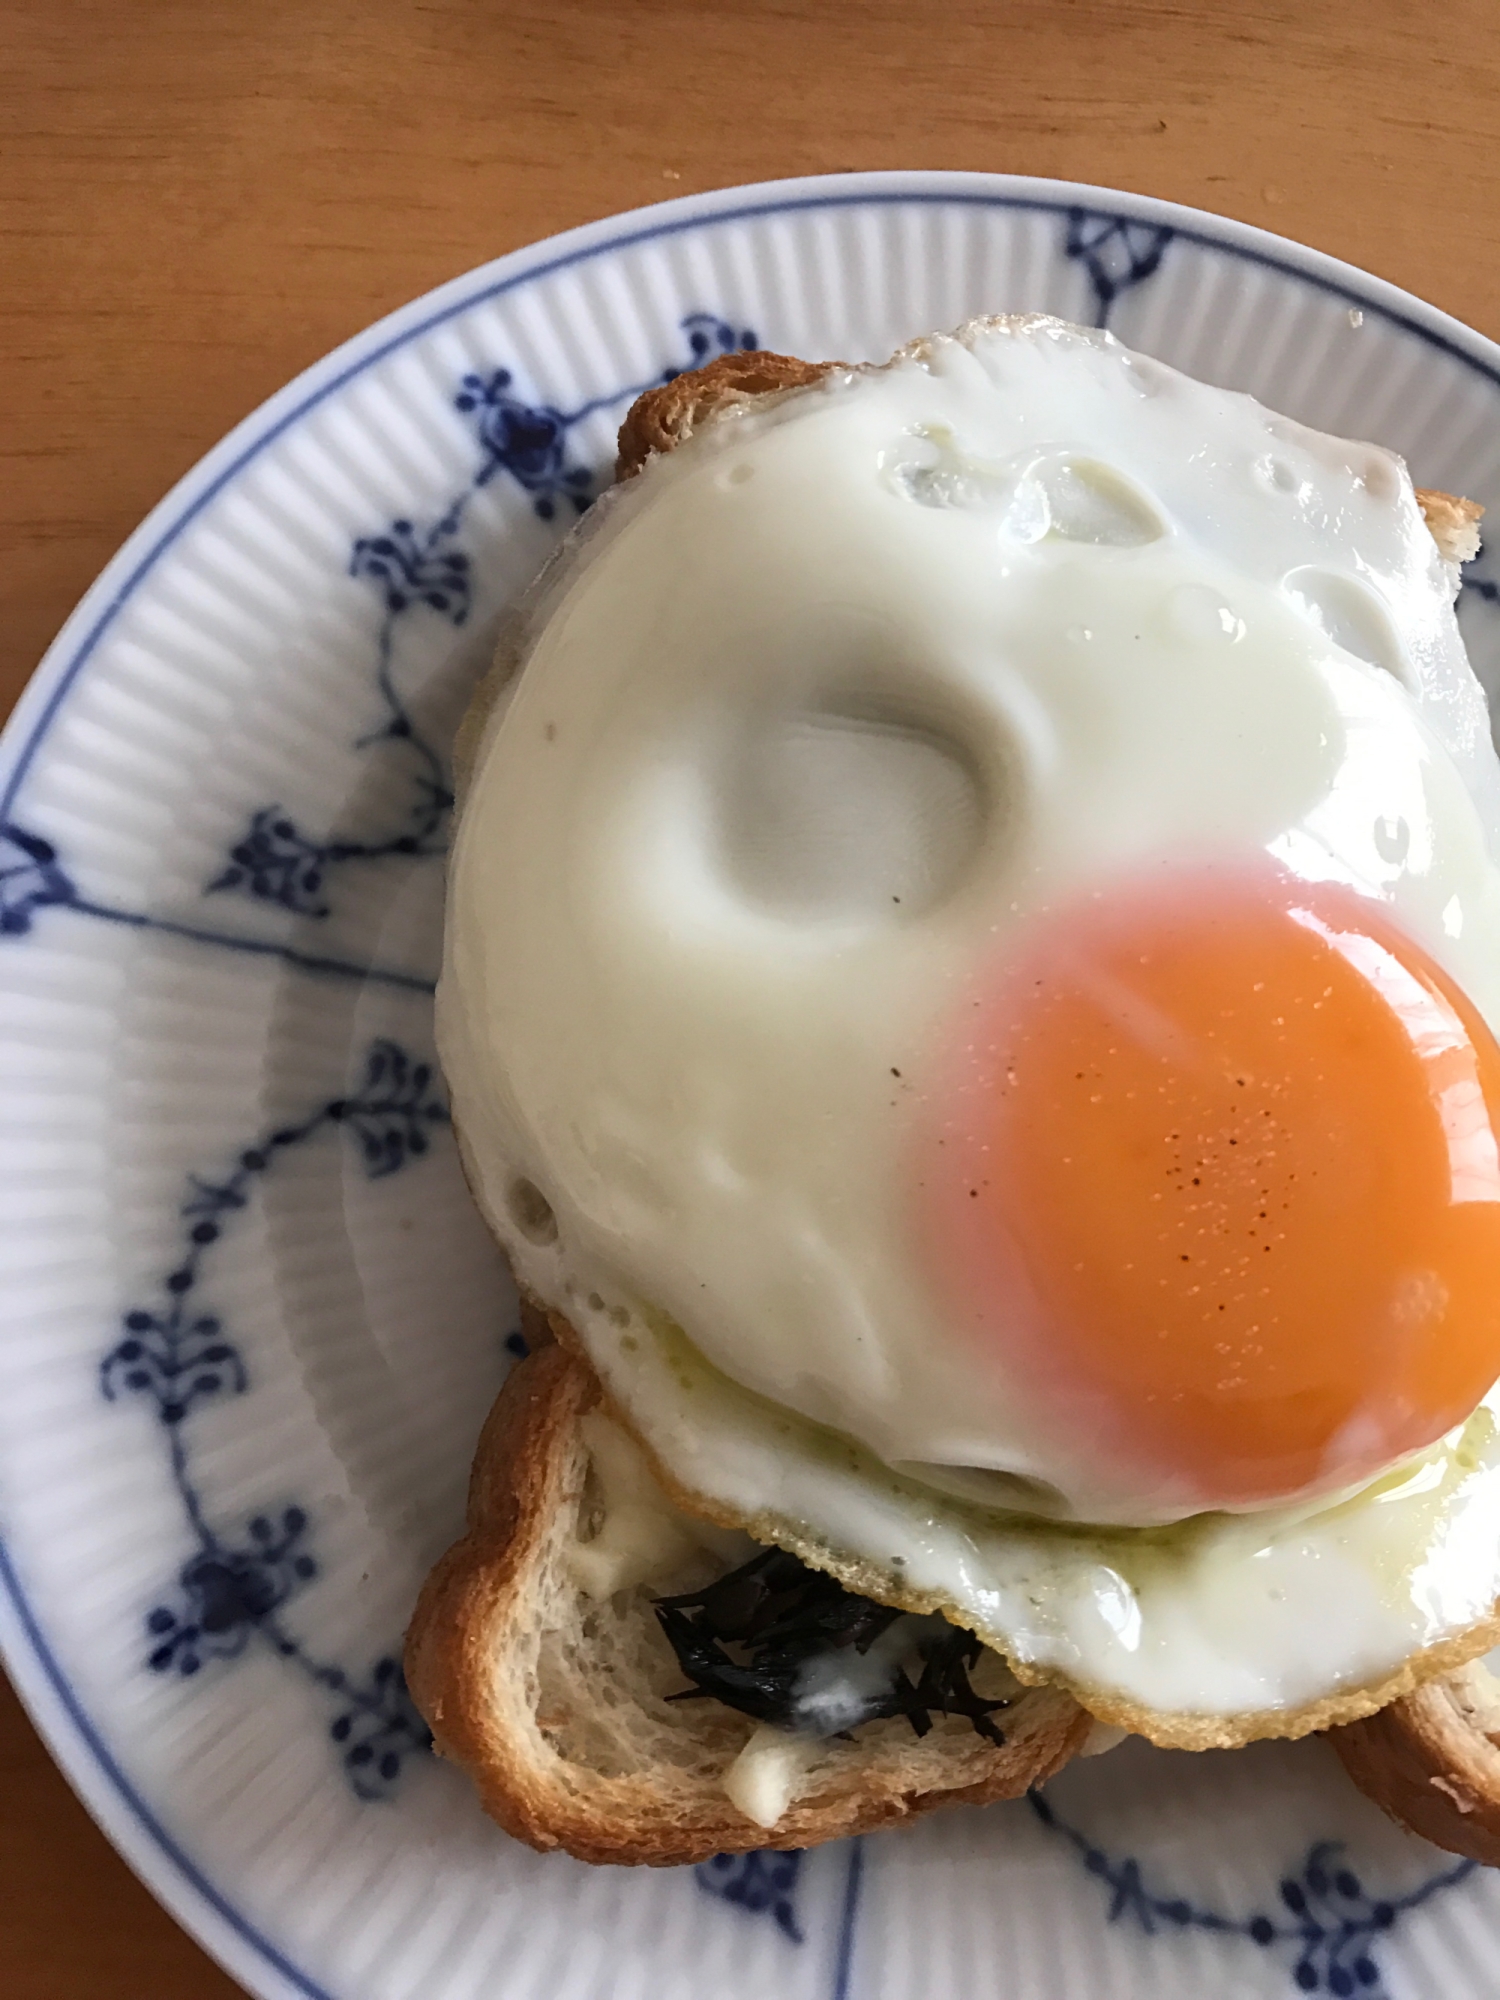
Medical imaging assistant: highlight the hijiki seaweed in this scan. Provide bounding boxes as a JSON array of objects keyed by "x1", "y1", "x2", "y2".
[{"x1": 655, "y1": 1546, "x2": 1009, "y2": 1743}]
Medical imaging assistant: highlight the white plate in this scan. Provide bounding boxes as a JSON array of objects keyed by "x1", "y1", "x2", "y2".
[{"x1": 6, "y1": 170, "x2": 1500, "y2": 2000}]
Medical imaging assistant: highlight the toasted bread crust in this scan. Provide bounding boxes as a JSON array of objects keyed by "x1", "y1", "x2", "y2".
[
  {"x1": 405, "y1": 1343, "x2": 1090, "y2": 1865},
  {"x1": 1331, "y1": 1660, "x2": 1500, "y2": 1866},
  {"x1": 1416, "y1": 487, "x2": 1485, "y2": 566},
  {"x1": 615, "y1": 349, "x2": 841, "y2": 479},
  {"x1": 404, "y1": 1343, "x2": 587, "y2": 1842}
]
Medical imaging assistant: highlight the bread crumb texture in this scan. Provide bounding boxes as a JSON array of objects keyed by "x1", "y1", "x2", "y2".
[{"x1": 404, "y1": 1343, "x2": 1088, "y2": 1864}]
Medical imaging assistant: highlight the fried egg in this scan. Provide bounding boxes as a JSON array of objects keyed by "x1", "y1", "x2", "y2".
[{"x1": 439, "y1": 316, "x2": 1500, "y2": 1738}]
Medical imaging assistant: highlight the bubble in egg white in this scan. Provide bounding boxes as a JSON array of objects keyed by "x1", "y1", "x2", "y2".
[
  {"x1": 1255, "y1": 452, "x2": 1303, "y2": 496},
  {"x1": 507, "y1": 1176, "x2": 558, "y2": 1244},
  {"x1": 1282, "y1": 566, "x2": 1410, "y2": 685},
  {"x1": 883, "y1": 430, "x2": 1165, "y2": 550},
  {"x1": 1373, "y1": 813, "x2": 1411, "y2": 864},
  {"x1": 1167, "y1": 583, "x2": 1248, "y2": 646},
  {"x1": 882, "y1": 425, "x2": 1045, "y2": 536},
  {"x1": 1027, "y1": 453, "x2": 1165, "y2": 547}
]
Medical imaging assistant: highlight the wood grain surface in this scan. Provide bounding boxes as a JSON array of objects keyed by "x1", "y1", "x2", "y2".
[{"x1": 4, "y1": 1, "x2": 1500, "y2": 1992}]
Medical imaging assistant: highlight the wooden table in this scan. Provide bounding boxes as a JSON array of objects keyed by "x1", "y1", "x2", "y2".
[{"x1": 4, "y1": 1, "x2": 1500, "y2": 1991}]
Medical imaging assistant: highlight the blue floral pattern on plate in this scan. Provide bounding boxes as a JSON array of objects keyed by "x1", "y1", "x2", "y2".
[
  {"x1": 101, "y1": 1039, "x2": 447, "y2": 1800},
  {"x1": 1031, "y1": 1792, "x2": 1474, "y2": 1999},
  {"x1": 696, "y1": 1849, "x2": 806, "y2": 1942},
  {"x1": 210, "y1": 312, "x2": 758, "y2": 921},
  {"x1": 688, "y1": 1792, "x2": 1474, "y2": 2000},
  {"x1": 1065, "y1": 207, "x2": 1174, "y2": 326},
  {"x1": 0, "y1": 817, "x2": 434, "y2": 989}
]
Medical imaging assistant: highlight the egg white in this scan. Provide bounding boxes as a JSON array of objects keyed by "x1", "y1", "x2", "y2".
[
  {"x1": 522, "y1": 1288, "x2": 1500, "y2": 1744},
  {"x1": 441, "y1": 316, "x2": 1500, "y2": 1726}
]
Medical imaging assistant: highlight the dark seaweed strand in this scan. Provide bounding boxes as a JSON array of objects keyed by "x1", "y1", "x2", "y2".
[{"x1": 654, "y1": 1547, "x2": 1009, "y2": 1745}]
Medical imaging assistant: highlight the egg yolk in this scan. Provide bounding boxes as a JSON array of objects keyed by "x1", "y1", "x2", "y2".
[{"x1": 918, "y1": 866, "x2": 1500, "y2": 1512}]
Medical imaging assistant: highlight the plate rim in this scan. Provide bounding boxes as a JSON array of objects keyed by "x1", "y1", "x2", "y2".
[
  {"x1": 7, "y1": 165, "x2": 1500, "y2": 2000},
  {"x1": 10, "y1": 166, "x2": 1500, "y2": 821}
]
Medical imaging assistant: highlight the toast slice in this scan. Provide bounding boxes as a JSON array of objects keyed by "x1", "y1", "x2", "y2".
[
  {"x1": 1332, "y1": 1661, "x2": 1500, "y2": 1866},
  {"x1": 405, "y1": 1332, "x2": 1090, "y2": 1865}
]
